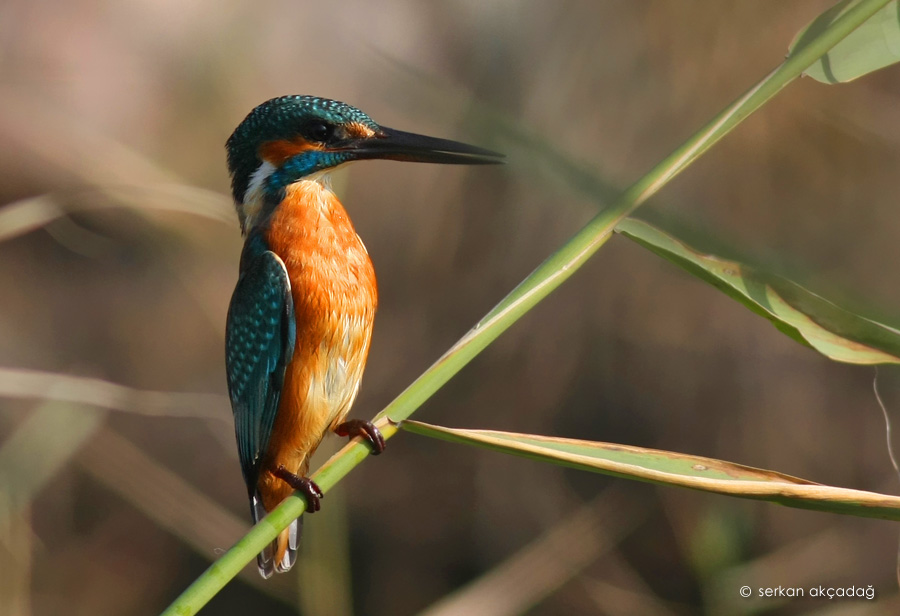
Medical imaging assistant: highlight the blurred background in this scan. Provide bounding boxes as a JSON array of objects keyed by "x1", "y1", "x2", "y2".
[{"x1": 2, "y1": 1, "x2": 900, "y2": 614}]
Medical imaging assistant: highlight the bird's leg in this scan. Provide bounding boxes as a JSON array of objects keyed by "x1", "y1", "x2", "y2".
[
  {"x1": 273, "y1": 465, "x2": 323, "y2": 512},
  {"x1": 334, "y1": 419, "x2": 386, "y2": 455}
]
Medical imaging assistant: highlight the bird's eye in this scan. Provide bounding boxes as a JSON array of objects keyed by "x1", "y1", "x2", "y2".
[{"x1": 304, "y1": 122, "x2": 335, "y2": 143}]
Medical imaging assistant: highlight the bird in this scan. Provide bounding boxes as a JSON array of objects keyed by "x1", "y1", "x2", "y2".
[{"x1": 224, "y1": 95, "x2": 503, "y2": 577}]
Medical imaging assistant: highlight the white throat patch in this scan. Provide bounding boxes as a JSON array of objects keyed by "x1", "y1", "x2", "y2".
[
  {"x1": 238, "y1": 163, "x2": 339, "y2": 231},
  {"x1": 240, "y1": 160, "x2": 277, "y2": 230}
]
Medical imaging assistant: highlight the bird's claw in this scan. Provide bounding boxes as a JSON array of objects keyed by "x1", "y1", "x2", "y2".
[
  {"x1": 273, "y1": 465, "x2": 323, "y2": 512},
  {"x1": 335, "y1": 419, "x2": 386, "y2": 455}
]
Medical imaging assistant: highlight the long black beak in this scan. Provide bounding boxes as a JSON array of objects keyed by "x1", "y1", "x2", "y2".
[{"x1": 344, "y1": 126, "x2": 504, "y2": 165}]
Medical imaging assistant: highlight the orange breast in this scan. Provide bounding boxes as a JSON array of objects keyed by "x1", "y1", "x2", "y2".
[{"x1": 258, "y1": 178, "x2": 377, "y2": 510}]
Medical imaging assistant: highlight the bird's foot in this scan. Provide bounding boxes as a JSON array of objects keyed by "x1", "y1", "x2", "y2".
[
  {"x1": 335, "y1": 419, "x2": 385, "y2": 455},
  {"x1": 273, "y1": 466, "x2": 323, "y2": 512}
]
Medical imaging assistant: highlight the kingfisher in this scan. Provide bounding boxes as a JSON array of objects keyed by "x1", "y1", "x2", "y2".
[{"x1": 224, "y1": 95, "x2": 503, "y2": 577}]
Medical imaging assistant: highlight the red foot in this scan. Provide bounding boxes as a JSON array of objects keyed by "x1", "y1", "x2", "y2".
[
  {"x1": 335, "y1": 419, "x2": 386, "y2": 455},
  {"x1": 273, "y1": 465, "x2": 323, "y2": 512}
]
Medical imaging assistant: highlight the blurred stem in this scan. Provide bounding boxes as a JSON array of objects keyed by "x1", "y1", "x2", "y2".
[
  {"x1": 160, "y1": 1, "x2": 891, "y2": 613},
  {"x1": 0, "y1": 402, "x2": 107, "y2": 523},
  {"x1": 297, "y1": 447, "x2": 355, "y2": 616},
  {"x1": 0, "y1": 504, "x2": 32, "y2": 616}
]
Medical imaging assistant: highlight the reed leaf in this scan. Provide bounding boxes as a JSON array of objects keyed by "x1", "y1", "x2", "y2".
[{"x1": 402, "y1": 421, "x2": 900, "y2": 520}]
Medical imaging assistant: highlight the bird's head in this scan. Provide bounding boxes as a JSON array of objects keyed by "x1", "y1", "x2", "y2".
[{"x1": 226, "y1": 95, "x2": 503, "y2": 232}]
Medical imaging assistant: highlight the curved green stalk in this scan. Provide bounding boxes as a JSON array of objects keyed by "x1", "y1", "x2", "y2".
[{"x1": 160, "y1": 1, "x2": 891, "y2": 613}]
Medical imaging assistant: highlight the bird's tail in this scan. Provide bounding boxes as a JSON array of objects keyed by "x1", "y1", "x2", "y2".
[{"x1": 251, "y1": 492, "x2": 300, "y2": 578}]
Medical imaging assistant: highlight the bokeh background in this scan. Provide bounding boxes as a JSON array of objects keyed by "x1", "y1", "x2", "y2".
[{"x1": 2, "y1": 1, "x2": 900, "y2": 614}]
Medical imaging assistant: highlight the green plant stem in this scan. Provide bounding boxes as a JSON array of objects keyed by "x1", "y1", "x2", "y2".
[{"x1": 160, "y1": 2, "x2": 891, "y2": 613}]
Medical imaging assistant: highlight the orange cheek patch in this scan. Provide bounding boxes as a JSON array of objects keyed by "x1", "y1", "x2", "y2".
[
  {"x1": 259, "y1": 138, "x2": 322, "y2": 165},
  {"x1": 344, "y1": 122, "x2": 376, "y2": 138}
]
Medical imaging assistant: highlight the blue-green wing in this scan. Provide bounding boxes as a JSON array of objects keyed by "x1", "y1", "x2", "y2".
[{"x1": 225, "y1": 250, "x2": 296, "y2": 492}]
